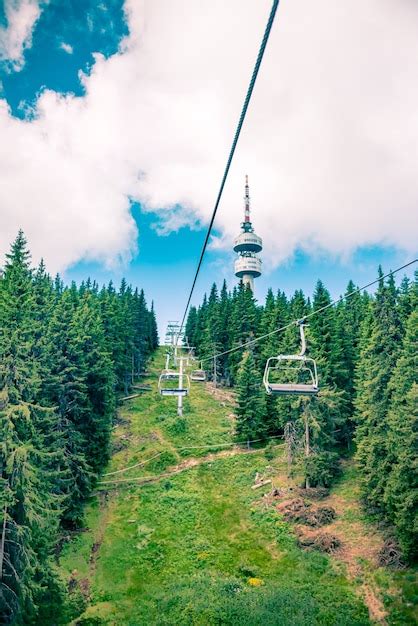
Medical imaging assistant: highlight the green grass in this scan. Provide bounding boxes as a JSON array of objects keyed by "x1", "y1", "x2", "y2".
[
  {"x1": 60, "y1": 349, "x2": 370, "y2": 625},
  {"x1": 59, "y1": 499, "x2": 102, "y2": 578}
]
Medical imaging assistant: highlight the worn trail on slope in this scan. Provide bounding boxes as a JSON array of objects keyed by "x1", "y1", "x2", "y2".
[{"x1": 98, "y1": 445, "x2": 282, "y2": 489}]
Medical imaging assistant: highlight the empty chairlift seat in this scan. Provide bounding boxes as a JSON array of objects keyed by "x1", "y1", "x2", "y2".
[
  {"x1": 190, "y1": 369, "x2": 206, "y2": 382},
  {"x1": 158, "y1": 370, "x2": 190, "y2": 397},
  {"x1": 263, "y1": 322, "x2": 319, "y2": 396},
  {"x1": 263, "y1": 355, "x2": 318, "y2": 395}
]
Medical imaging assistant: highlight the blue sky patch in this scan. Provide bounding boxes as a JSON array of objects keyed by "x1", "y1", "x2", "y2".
[{"x1": 0, "y1": 0, "x2": 128, "y2": 116}]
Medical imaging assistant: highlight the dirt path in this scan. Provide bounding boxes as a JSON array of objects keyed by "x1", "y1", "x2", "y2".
[
  {"x1": 88, "y1": 492, "x2": 114, "y2": 576},
  {"x1": 323, "y1": 492, "x2": 387, "y2": 624}
]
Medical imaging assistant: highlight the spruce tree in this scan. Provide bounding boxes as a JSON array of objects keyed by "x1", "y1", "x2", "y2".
[
  {"x1": 228, "y1": 283, "x2": 258, "y2": 383},
  {"x1": 201, "y1": 285, "x2": 221, "y2": 360},
  {"x1": 185, "y1": 306, "x2": 198, "y2": 348},
  {"x1": 383, "y1": 309, "x2": 418, "y2": 559},
  {"x1": 355, "y1": 269, "x2": 403, "y2": 509},
  {"x1": 217, "y1": 280, "x2": 232, "y2": 383},
  {"x1": 235, "y1": 351, "x2": 266, "y2": 442},
  {"x1": 0, "y1": 231, "x2": 157, "y2": 620},
  {"x1": 0, "y1": 233, "x2": 62, "y2": 623},
  {"x1": 149, "y1": 301, "x2": 159, "y2": 350}
]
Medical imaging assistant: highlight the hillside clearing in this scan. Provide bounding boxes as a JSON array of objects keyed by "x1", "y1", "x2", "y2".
[{"x1": 59, "y1": 350, "x2": 417, "y2": 625}]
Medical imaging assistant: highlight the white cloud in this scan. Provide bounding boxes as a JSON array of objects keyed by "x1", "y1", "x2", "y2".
[
  {"x1": 0, "y1": 0, "x2": 417, "y2": 273},
  {"x1": 60, "y1": 42, "x2": 73, "y2": 55},
  {"x1": 0, "y1": 0, "x2": 43, "y2": 71}
]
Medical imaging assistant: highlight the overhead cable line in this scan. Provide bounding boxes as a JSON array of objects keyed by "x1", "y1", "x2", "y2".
[
  {"x1": 103, "y1": 434, "x2": 284, "y2": 477},
  {"x1": 200, "y1": 259, "x2": 418, "y2": 364},
  {"x1": 176, "y1": 0, "x2": 280, "y2": 343},
  {"x1": 100, "y1": 435, "x2": 284, "y2": 484}
]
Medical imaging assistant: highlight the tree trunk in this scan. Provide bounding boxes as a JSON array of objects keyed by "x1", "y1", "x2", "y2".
[
  {"x1": 0, "y1": 504, "x2": 7, "y2": 581},
  {"x1": 304, "y1": 406, "x2": 310, "y2": 489}
]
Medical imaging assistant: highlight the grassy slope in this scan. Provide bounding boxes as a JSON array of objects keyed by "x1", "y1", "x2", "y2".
[{"x1": 59, "y1": 349, "x2": 414, "y2": 625}]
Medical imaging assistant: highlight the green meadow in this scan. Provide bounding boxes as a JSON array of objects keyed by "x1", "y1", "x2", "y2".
[{"x1": 59, "y1": 350, "x2": 415, "y2": 625}]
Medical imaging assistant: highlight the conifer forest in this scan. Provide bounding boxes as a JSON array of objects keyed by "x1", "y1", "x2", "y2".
[
  {"x1": 0, "y1": 233, "x2": 416, "y2": 625},
  {"x1": 0, "y1": 233, "x2": 159, "y2": 624},
  {"x1": 1, "y1": 1, "x2": 418, "y2": 624}
]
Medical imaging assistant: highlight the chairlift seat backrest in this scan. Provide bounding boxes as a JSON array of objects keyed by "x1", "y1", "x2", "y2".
[
  {"x1": 162, "y1": 369, "x2": 178, "y2": 379},
  {"x1": 158, "y1": 371, "x2": 190, "y2": 396},
  {"x1": 190, "y1": 369, "x2": 206, "y2": 382},
  {"x1": 263, "y1": 349, "x2": 319, "y2": 396}
]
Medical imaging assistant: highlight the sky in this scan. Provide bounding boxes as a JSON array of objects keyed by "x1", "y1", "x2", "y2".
[{"x1": 0, "y1": 0, "x2": 417, "y2": 336}]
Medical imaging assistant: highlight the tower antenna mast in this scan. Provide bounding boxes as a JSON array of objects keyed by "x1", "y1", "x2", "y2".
[{"x1": 234, "y1": 176, "x2": 263, "y2": 292}]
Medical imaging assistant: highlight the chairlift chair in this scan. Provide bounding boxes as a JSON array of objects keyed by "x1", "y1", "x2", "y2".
[
  {"x1": 190, "y1": 363, "x2": 207, "y2": 382},
  {"x1": 158, "y1": 371, "x2": 190, "y2": 397},
  {"x1": 161, "y1": 368, "x2": 178, "y2": 380},
  {"x1": 263, "y1": 322, "x2": 319, "y2": 396}
]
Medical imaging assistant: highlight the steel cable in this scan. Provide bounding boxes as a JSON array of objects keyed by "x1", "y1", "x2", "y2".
[
  {"x1": 176, "y1": 0, "x2": 280, "y2": 343},
  {"x1": 200, "y1": 259, "x2": 418, "y2": 364}
]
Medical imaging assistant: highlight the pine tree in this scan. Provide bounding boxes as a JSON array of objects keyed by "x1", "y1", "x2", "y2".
[
  {"x1": 0, "y1": 232, "x2": 157, "y2": 620},
  {"x1": 0, "y1": 233, "x2": 62, "y2": 623},
  {"x1": 149, "y1": 301, "x2": 159, "y2": 350},
  {"x1": 228, "y1": 283, "x2": 259, "y2": 383},
  {"x1": 383, "y1": 309, "x2": 418, "y2": 559},
  {"x1": 217, "y1": 280, "x2": 232, "y2": 383},
  {"x1": 235, "y1": 351, "x2": 266, "y2": 442},
  {"x1": 185, "y1": 306, "x2": 198, "y2": 348},
  {"x1": 258, "y1": 289, "x2": 279, "y2": 361},
  {"x1": 199, "y1": 284, "x2": 226, "y2": 381},
  {"x1": 194, "y1": 295, "x2": 209, "y2": 355},
  {"x1": 68, "y1": 294, "x2": 115, "y2": 472},
  {"x1": 334, "y1": 281, "x2": 368, "y2": 444},
  {"x1": 355, "y1": 269, "x2": 403, "y2": 509}
]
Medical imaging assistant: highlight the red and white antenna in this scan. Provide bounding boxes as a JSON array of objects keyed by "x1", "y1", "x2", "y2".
[
  {"x1": 234, "y1": 175, "x2": 262, "y2": 292},
  {"x1": 244, "y1": 174, "x2": 251, "y2": 223}
]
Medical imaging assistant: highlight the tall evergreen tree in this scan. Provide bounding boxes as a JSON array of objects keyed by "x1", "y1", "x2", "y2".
[
  {"x1": 383, "y1": 309, "x2": 418, "y2": 559},
  {"x1": 235, "y1": 351, "x2": 266, "y2": 442},
  {"x1": 0, "y1": 233, "x2": 62, "y2": 623},
  {"x1": 0, "y1": 231, "x2": 158, "y2": 620},
  {"x1": 355, "y1": 269, "x2": 403, "y2": 509}
]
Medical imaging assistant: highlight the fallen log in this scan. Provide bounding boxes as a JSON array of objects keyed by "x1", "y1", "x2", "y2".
[
  {"x1": 120, "y1": 393, "x2": 143, "y2": 402},
  {"x1": 251, "y1": 479, "x2": 272, "y2": 490}
]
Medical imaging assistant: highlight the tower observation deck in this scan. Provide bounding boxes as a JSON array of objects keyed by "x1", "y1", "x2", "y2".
[{"x1": 234, "y1": 176, "x2": 262, "y2": 292}]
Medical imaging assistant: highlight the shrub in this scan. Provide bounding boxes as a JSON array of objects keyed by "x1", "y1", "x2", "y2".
[
  {"x1": 304, "y1": 451, "x2": 340, "y2": 487},
  {"x1": 167, "y1": 416, "x2": 188, "y2": 435},
  {"x1": 264, "y1": 442, "x2": 278, "y2": 461},
  {"x1": 147, "y1": 450, "x2": 178, "y2": 473}
]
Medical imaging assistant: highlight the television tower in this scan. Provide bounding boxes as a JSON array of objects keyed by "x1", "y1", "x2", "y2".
[{"x1": 234, "y1": 176, "x2": 262, "y2": 292}]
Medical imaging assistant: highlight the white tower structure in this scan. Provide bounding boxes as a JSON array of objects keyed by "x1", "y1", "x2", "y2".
[{"x1": 234, "y1": 176, "x2": 262, "y2": 292}]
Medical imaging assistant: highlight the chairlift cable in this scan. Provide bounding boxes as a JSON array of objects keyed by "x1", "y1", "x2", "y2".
[
  {"x1": 176, "y1": 0, "x2": 280, "y2": 344},
  {"x1": 101, "y1": 434, "x2": 284, "y2": 479},
  {"x1": 200, "y1": 259, "x2": 418, "y2": 364}
]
